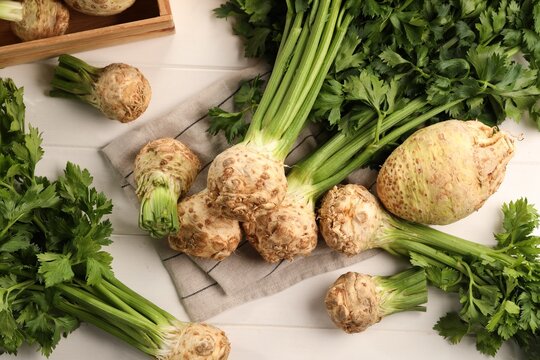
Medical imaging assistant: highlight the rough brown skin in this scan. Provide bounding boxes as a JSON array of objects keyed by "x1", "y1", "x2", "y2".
[
  {"x1": 11, "y1": 0, "x2": 69, "y2": 42},
  {"x1": 168, "y1": 190, "x2": 242, "y2": 261},
  {"x1": 64, "y1": 0, "x2": 135, "y2": 16},
  {"x1": 242, "y1": 192, "x2": 318, "y2": 263},
  {"x1": 325, "y1": 272, "x2": 382, "y2": 333},
  {"x1": 376, "y1": 120, "x2": 515, "y2": 225},
  {"x1": 134, "y1": 138, "x2": 201, "y2": 201},
  {"x1": 94, "y1": 63, "x2": 152, "y2": 123},
  {"x1": 159, "y1": 322, "x2": 231, "y2": 360},
  {"x1": 319, "y1": 184, "x2": 388, "y2": 256},
  {"x1": 206, "y1": 143, "x2": 287, "y2": 222}
]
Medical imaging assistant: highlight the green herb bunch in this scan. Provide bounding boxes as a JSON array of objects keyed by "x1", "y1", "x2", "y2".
[
  {"x1": 0, "y1": 78, "x2": 93, "y2": 354},
  {"x1": 0, "y1": 78, "x2": 231, "y2": 359},
  {"x1": 211, "y1": 0, "x2": 540, "y2": 145},
  {"x1": 393, "y1": 198, "x2": 540, "y2": 358}
]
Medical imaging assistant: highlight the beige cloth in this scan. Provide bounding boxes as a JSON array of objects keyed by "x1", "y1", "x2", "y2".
[{"x1": 101, "y1": 63, "x2": 378, "y2": 321}]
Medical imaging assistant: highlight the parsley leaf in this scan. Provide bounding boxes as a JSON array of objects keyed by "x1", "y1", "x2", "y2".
[
  {"x1": 37, "y1": 253, "x2": 75, "y2": 287},
  {"x1": 434, "y1": 312, "x2": 470, "y2": 344},
  {"x1": 207, "y1": 75, "x2": 265, "y2": 143}
]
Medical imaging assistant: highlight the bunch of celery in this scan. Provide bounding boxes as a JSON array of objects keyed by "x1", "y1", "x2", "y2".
[
  {"x1": 0, "y1": 78, "x2": 230, "y2": 359},
  {"x1": 214, "y1": 0, "x2": 540, "y2": 262}
]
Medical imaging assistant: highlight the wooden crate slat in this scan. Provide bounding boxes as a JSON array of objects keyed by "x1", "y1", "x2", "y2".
[{"x1": 0, "y1": 0, "x2": 174, "y2": 68}]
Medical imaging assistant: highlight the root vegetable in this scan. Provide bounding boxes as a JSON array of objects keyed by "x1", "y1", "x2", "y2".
[
  {"x1": 168, "y1": 190, "x2": 242, "y2": 260},
  {"x1": 0, "y1": 0, "x2": 69, "y2": 41},
  {"x1": 376, "y1": 120, "x2": 515, "y2": 225},
  {"x1": 325, "y1": 269, "x2": 427, "y2": 333},
  {"x1": 251, "y1": 117, "x2": 513, "y2": 263},
  {"x1": 162, "y1": 322, "x2": 230, "y2": 359},
  {"x1": 242, "y1": 189, "x2": 317, "y2": 263},
  {"x1": 319, "y1": 183, "x2": 388, "y2": 256},
  {"x1": 64, "y1": 0, "x2": 135, "y2": 16},
  {"x1": 206, "y1": 0, "x2": 359, "y2": 222},
  {"x1": 134, "y1": 138, "x2": 201, "y2": 238},
  {"x1": 49, "y1": 54, "x2": 152, "y2": 123},
  {"x1": 318, "y1": 183, "x2": 540, "y2": 357},
  {"x1": 207, "y1": 143, "x2": 287, "y2": 221},
  {"x1": 240, "y1": 101, "x2": 459, "y2": 262}
]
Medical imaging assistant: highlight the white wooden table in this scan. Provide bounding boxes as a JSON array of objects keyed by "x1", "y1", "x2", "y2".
[{"x1": 2, "y1": 1, "x2": 539, "y2": 359}]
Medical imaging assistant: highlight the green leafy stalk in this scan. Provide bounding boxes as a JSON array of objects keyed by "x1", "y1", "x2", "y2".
[
  {"x1": 0, "y1": 0, "x2": 22, "y2": 22},
  {"x1": 240, "y1": 0, "x2": 359, "y2": 160},
  {"x1": 49, "y1": 54, "x2": 102, "y2": 107},
  {"x1": 244, "y1": 9, "x2": 307, "y2": 137},
  {"x1": 373, "y1": 198, "x2": 540, "y2": 358},
  {"x1": 309, "y1": 98, "x2": 463, "y2": 199},
  {"x1": 138, "y1": 182, "x2": 180, "y2": 238},
  {"x1": 275, "y1": 9, "x2": 355, "y2": 158},
  {"x1": 285, "y1": 97, "x2": 428, "y2": 196},
  {"x1": 55, "y1": 280, "x2": 186, "y2": 358},
  {"x1": 375, "y1": 267, "x2": 428, "y2": 316},
  {"x1": 54, "y1": 300, "x2": 157, "y2": 355},
  {"x1": 260, "y1": 0, "x2": 340, "y2": 144},
  {"x1": 208, "y1": 76, "x2": 265, "y2": 143}
]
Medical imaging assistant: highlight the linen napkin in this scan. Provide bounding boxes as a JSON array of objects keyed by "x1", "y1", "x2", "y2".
[{"x1": 101, "y1": 63, "x2": 378, "y2": 321}]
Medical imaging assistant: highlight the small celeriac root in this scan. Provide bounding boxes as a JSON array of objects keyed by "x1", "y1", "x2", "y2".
[
  {"x1": 11, "y1": 0, "x2": 69, "y2": 42},
  {"x1": 168, "y1": 189, "x2": 242, "y2": 260},
  {"x1": 135, "y1": 138, "x2": 201, "y2": 238},
  {"x1": 242, "y1": 190, "x2": 317, "y2": 263},
  {"x1": 158, "y1": 322, "x2": 231, "y2": 360},
  {"x1": 325, "y1": 269, "x2": 427, "y2": 334},
  {"x1": 95, "y1": 63, "x2": 152, "y2": 123},
  {"x1": 207, "y1": 143, "x2": 287, "y2": 222},
  {"x1": 325, "y1": 272, "x2": 382, "y2": 333},
  {"x1": 50, "y1": 54, "x2": 152, "y2": 123},
  {"x1": 318, "y1": 184, "x2": 389, "y2": 255},
  {"x1": 64, "y1": 0, "x2": 135, "y2": 16}
]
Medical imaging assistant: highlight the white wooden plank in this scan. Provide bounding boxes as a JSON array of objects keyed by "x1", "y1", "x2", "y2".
[
  {"x1": 0, "y1": 65, "x2": 239, "y2": 148},
  {"x1": 220, "y1": 325, "x2": 519, "y2": 360},
  {"x1": 5, "y1": 320, "x2": 518, "y2": 360},
  {"x1": 58, "y1": 0, "x2": 254, "y2": 69}
]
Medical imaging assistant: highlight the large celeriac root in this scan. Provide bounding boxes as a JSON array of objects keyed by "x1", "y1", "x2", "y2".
[{"x1": 376, "y1": 120, "x2": 515, "y2": 225}]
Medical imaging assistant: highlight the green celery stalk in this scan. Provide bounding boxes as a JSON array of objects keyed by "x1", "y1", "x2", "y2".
[{"x1": 0, "y1": 0, "x2": 22, "y2": 22}]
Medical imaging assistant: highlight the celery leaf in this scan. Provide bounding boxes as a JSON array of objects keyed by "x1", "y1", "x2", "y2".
[{"x1": 434, "y1": 312, "x2": 469, "y2": 344}]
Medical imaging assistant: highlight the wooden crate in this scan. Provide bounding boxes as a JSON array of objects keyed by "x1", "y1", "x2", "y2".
[{"x1": 0, "y1": 0, "x2": 175, "y2": 68}]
